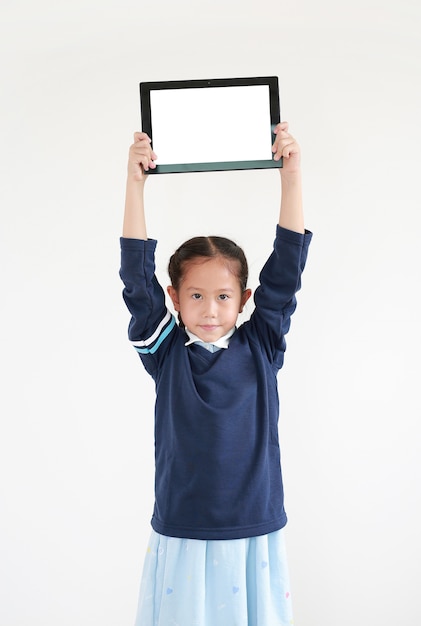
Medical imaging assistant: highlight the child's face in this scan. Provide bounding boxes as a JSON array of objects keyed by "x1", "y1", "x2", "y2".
[{"x1": 167, "y1": 256, "x2": 252, "y2": 343}]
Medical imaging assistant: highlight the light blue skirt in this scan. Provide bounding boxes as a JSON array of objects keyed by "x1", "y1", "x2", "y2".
[{"x1": 134, "y1": 529, "x2": 293, "y2": 626}]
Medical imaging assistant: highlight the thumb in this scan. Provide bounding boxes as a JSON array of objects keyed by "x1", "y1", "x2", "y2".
[{"x1": 275, "y1": 121, "x2": 289, "y2": 134}]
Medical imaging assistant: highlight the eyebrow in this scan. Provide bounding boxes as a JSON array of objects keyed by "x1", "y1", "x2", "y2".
[{"x1": 185, "y1": 286, "x2": 235, "y2": 292}]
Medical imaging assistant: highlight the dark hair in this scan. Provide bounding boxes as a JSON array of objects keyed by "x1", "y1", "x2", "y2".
[{"x1": 168, "y1": 236, "x2": 249, "y2": 328}]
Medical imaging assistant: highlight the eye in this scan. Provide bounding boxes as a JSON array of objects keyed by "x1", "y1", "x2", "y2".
[
  {"x1": 218, "y1": 294, "x2": 230, "y2": 301},
  {"x1": 191, "y1": 293, "x2": 202, "y2": 300}
]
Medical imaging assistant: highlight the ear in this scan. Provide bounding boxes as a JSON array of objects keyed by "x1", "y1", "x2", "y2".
[
  {"x1": 239, "y1": 288, "x2": 252, "y2": 313},
  {"x1": 167, "y1": 285, "x2": 180, "y2": 312}
]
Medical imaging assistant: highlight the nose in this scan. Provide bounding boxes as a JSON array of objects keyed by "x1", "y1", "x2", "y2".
[{"x1": 203, "y1": 298, "x2": 217, "y2": 318}]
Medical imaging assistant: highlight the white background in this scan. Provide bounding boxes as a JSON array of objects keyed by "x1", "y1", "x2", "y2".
[{"x1": 1, "y1": 1, "x2": 420, "y2": 625}]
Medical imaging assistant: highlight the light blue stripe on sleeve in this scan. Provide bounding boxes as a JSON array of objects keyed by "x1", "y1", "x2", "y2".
[
  {"x1": 134, "y1": 316, "x2": 176, "y2": 355},
  {"x1": 132, "y1": 310, "x2": 172, "y2": 348}
]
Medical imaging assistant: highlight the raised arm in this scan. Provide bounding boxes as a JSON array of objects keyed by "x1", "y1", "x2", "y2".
[
  {"x1": 272, "y1": 122, "x2": 305, "y2": 234},
  {"x1": 122, "y1": 132, "x2": 158, "y2": 240}
]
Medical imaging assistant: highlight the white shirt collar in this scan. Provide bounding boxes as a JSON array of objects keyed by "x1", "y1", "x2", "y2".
[{"x1": 184, "y1": 326, "x2": 236, "y2": 349}]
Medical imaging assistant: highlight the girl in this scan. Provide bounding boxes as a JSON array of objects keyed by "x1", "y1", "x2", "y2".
[{"x1": 120, "y1": 123, "x2": 312, "y2": 626}]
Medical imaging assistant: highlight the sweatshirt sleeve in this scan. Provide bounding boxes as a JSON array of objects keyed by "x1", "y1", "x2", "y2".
[
  {"x1": 249, "y1": 225, "x2": 312, "y2": 368},
  {"x1": 119, "y1": 237, "x2": 177, "y2": 376}
]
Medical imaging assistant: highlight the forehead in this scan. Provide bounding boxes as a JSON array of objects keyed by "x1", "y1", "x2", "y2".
[{"x1": 181, "y1": 256, "x2": 241, "y2": 289}]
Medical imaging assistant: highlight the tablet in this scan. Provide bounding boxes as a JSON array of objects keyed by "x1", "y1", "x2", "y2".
[{"x1": 139, "y1": 76, "x2": 281, "y2": 174}]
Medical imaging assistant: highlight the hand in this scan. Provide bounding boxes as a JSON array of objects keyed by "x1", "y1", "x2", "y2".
[
  {"x1": 272, "y1": 122, "x2": 301, "y2": 175},
  {"x1": 127, "y1": 132, "x2": 158, "y2": 182}
]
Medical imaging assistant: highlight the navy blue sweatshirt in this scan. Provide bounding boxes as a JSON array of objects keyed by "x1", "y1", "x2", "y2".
[{"x1": 120, "y1": 226, "x2": 312, "y2": 540}]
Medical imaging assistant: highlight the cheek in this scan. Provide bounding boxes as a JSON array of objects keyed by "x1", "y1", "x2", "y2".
[
  {"x1": 178, "y1": 298, "x2": 195, "y2": 317},
  {"x1": 229, "y1": 301, "x2": 242, "y2": 317}
]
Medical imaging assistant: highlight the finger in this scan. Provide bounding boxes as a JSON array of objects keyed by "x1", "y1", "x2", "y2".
[
  {"x1": 142, "y1": 155, "x2": 151, "y2": 171},
  {"x1": 133, "y1": 131, "x2": 151, "y2": 144},
  {"x1": 281, "y1": 140, "x2": 300, "y2": 160},
  {"x1": 131, "y1": 153, "x2": 150, "y2": 172},
  {"x1": 141, "y1": 152, "x2": 158, "y2": 168},
  {"x1": 273, "y1": 137, "x2": 297, "y2": 161},
  {"x1": 131, "y1": 138, "x2": 153, "y2": 153},
  {"x1": 272, "y1": 135, "x2": 295, "y2": 157},
  {"x1": 272, "y1": 129, "x2": 294, "y2": 153},
  {"x1": 130, "y1": 142, "x2": 157, "y2": 163},
  {"x1": 274, "y1": 121, "x2": 289, "y2": 134}
]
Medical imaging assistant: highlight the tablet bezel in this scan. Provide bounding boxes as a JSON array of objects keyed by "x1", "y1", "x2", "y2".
[{"x1": 139, "y1": 76, "x2": 281, "y2": 174}]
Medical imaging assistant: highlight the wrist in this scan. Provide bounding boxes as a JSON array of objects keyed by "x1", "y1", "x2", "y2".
[
  {"x1": 280, "y1": 168, "x2": 301, "y2": 183},
  {"x1": 126, "y1": 174, "x2": 146, "y2": 193},
  {"x1": 127, "y1": 163, "x2": 148, "y2": 185}
]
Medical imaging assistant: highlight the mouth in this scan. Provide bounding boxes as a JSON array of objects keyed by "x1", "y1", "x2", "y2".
[{"x1": 199, "y1": 325, "x2": 219, "y2": 332}]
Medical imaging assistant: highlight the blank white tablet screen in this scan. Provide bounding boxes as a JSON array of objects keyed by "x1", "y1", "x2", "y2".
[{"x1": 150, "y1": 85, "x2": 272, "y2": 165}]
